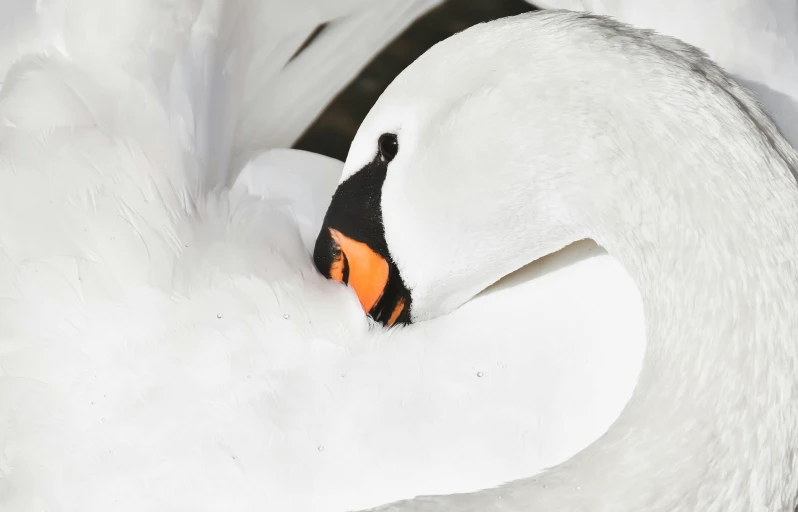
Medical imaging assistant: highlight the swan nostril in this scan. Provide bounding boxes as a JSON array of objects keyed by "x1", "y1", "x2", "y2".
[
  {"x1": 341, "y1": 252, "x2": 350, "y2": 285},
  {"x1": 313, "y1": 225, "x2": 341, "y2": 281},
  {"x1": 327, "y1": 244, "x2": 346, "y2": 283}
]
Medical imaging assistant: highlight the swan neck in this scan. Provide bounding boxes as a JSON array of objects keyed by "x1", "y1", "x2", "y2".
[{"x1": 498, "y1": 143, "x2": 798, "y2": 510}]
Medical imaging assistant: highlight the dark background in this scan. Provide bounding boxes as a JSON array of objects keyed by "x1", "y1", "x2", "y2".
[{"x1": 294, "y1": 0, "x2": 536, "y2": 161}]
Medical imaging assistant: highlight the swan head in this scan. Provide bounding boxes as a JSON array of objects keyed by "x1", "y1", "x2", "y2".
[{"x1": 314, "y1": 13, "x2": 612, "y2": 325}]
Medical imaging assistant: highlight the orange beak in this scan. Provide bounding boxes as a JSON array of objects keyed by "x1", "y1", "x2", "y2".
[{"x1": 325, "y1": 228, "x2": 407, "y2": 326}]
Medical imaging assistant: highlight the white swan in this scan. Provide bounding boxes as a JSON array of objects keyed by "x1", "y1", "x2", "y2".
[
  {"x1": 0, "y1": 2, "x2": 643, "y2": 510},
  {"x1": 313, "y1": 10, "x2": 798, "y2": 511},
  {"x1": 528, "y1": 0, "x2": 798, "y2": 147}
]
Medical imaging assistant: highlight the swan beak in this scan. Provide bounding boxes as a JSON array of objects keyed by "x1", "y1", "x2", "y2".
[
  {"x1": 313, "y1": 225, "x2": 410, "y2": 327},
  {"x1": 313, "y1": 157, "x2": 412, "y2": 327}
]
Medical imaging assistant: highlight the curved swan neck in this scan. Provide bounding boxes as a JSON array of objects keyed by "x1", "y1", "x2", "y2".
[
  {"x1": 500, "y1": 85, "x2": 798, "y2": 512},
  {"x1": 453, "y1": 143, "x2": 798, "y2": 512},
  {"x1": 463, "y1": 36, "x2": 798, "y2": 512}
]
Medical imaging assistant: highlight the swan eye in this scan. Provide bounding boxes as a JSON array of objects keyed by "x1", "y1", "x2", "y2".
[{"x1": 378, "y1": 133, "x2": 399, "y2": 162}]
